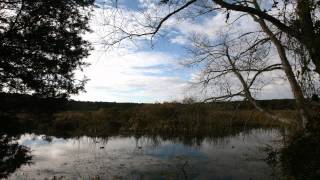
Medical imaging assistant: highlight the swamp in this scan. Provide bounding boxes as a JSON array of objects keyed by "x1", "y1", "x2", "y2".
[
  {"x1": 1, "y1": 0, "x2": 320, "y2": 179},
  {"x1": 1, "y1": 94, "x2": 320, "y2": 179}
]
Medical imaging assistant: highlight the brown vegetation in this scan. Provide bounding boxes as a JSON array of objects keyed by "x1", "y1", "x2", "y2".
[{"x1": 45, "y1": 103, "x2": 296, "y2": 137}]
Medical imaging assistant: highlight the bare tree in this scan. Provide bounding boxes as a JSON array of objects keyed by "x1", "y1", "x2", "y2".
[
  {"x1": 186, "y1": 30, "x2": 292, "y2": 124},
  {"x1": 100, "y1": 0, "x2": 320, "y2": 75},
  {"x1": 248, "y1": 0, "x2": 309, "y2": 128},
  {"x1": 98, "y1": 0, "x2": 319, "y2": 129}
]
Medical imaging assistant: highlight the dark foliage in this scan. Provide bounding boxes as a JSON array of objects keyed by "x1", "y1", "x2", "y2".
[
  {"x1": 264, "y1": 132, "x2": 320, "y2": 180},
  {"x1": 0, "y1": 0, "x2": 94, "y2": 98},
  {"x1": 0, "y1": 92, "x2": 141, "y2": 113},
  {"x1": 0, "y1": 92, "x2": 67, "y2": 113},
  {"x1": 280, "y1": 133, "x2": 320, "y2": 180},
  {"x1": 0, "y1": 135, "x2": 32, "y2": 179}
]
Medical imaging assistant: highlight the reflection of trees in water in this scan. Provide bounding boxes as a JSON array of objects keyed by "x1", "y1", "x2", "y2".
[
  {"x1": 265, "y1": 133, "x2": 320, "y2": 179},
  {"x1": 2, "y1": 125, "x2": 318, "y2": 180},
  {"x1": 0, "y1": 135, "x2": 32, "y2": 179},
  {"x1": 130, "y1": 128, "x2": 270, "y2": 153},
  {"x1": 133, "y1": 127, "x2": 264, "y2": 148},
  {"x1": 280, "y1": 134, "x2": 320, "y2": 179}
]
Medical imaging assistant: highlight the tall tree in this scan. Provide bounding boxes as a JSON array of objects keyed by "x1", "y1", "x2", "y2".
[
  {"x1": 213, "y1": 0, "x2": 320, "y2": 75},
  {"x1": 100, "y1": 0, "x2": 319, "y2": 129},
  {"x1": 0, "y1": 0, "x2": 94, "y2": 98}
]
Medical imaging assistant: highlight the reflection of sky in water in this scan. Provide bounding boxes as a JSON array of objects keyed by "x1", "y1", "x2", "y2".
[
  {"x1": 146, "y1": 143, "x2": 207, "y2": 159},
  {"x1": 8, "y1": 129, "x2": 281, "y2": 180}
]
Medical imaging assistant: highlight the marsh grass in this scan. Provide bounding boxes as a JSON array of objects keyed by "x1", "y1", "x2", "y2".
[{"x1": 32, "y1": 103, "x2": 296, "y2": 137}]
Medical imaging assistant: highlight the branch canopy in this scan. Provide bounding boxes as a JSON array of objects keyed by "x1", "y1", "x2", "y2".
[{"x1": 0, "y1": 0, "x2": 94, "y2": 98}]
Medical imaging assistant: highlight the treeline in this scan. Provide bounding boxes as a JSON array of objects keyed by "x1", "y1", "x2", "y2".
[
  {"x1": 0, "y1": 93, "x2": 142, "y2": 113},
  {"x1": 0, "y1": 92, "x2": 296, "y2": 113},
  {"x1": 0, "y1": 93, "x2": 298, "y2": 137}
]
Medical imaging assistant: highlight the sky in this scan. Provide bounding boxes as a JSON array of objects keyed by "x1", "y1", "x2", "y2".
[{"x1": 71, "y1": 0, "x2": 293, "y2": 103}]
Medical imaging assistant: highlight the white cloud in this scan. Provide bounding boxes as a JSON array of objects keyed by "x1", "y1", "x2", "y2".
[
  {"x1": 72, "y1": 47, "x2": 189, "y2": 102},
  {"x1": 72, "y1": 2, "x2": 296, "y2": 103},
  {"x1": 70, "y1": 6, "x2": 191, "y2": 103},
  {"x1": 165, "y1": 10, "x2": 260, "y2": 46}
]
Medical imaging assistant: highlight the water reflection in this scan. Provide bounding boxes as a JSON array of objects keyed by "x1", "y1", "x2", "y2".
[
  {"x1": 0, "y1": 135, "x2": 32, "y2": 179},
  {"x1": 265, "y1": 133, "x2": 320, "y2": 180},
  {"x1": 5, "y1": 129, "x2": 281, "y2": 180}
]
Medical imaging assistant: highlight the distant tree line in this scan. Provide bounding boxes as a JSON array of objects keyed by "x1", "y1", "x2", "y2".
[{"x1": 0, "y1": 92, "x2": 296, "y2": 113}]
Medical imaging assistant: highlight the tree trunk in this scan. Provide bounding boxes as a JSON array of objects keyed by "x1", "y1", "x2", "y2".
[
  {"x1": 296, "y1": 0, "x2": 320, "y2": 75},
  {"x1": 213, "y1": 0, "x2": 320, "y2": 75},
  {"x1": 225, "y1": 47, "x2": 291, "y2": 125},
  {"x1": 252, "y1": 16, "x2": 309, "y2": 129}
]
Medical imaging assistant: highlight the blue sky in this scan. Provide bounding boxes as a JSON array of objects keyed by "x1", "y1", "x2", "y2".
[{"x1": 71, "y1": 0, "x2": 293, "y2": 103}]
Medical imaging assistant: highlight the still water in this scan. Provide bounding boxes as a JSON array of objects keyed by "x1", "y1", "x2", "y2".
[{"x1": 4, "y1": 129, "x2": 281, "y2": 180}]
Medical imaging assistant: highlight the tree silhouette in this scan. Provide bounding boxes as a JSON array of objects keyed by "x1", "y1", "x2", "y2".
[
  {"x1": 0, "y1": 135, "x2": 32, "y2": 179},
  {"x1": 0, "y1": 0, "x2": 94, "y2": 98}
]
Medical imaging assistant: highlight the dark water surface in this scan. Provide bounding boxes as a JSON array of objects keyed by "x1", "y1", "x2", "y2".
[{"x1": 2, "y1": 129, "x2": 283, "y2": 180}]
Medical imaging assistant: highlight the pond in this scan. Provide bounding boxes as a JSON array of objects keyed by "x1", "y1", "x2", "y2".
[{"x1": 2, "y1": 128, "x2": 282, "y2": 180}]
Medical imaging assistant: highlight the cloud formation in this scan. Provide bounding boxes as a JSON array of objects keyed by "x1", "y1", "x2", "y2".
[
  {"x1": 72, "y1": 1, "x2": 294, "y2": 103},
  {"x1": 73, "y1": 34, "x2": 190, "y2": 102}
]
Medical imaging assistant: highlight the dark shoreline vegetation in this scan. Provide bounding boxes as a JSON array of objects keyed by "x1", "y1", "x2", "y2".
[{"x1": 0, "y1": 92, "x2": 297, "y2": 138}]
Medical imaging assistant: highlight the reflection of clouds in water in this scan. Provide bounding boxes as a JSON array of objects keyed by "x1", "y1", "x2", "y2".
[
  {"x1": 18, "y1": 134, "x2": 66, "y2": 147},
  {"x1": 9, "y1": 129, "x2": 280, "y2": 180},
  {"x1": 146, "y1": 143, "x2": 207, "y2": 160},
  {"x1": 198, "y1": 129, "x2": 281, "y2": 179}
]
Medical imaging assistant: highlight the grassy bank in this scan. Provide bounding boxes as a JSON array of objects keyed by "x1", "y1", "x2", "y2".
[
  {"x1": 0, "y1": 93, "x2": 299, "y2": 136},
  {"x1": 8, "y1": 103, "x2": 296, "y2": 137}
]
